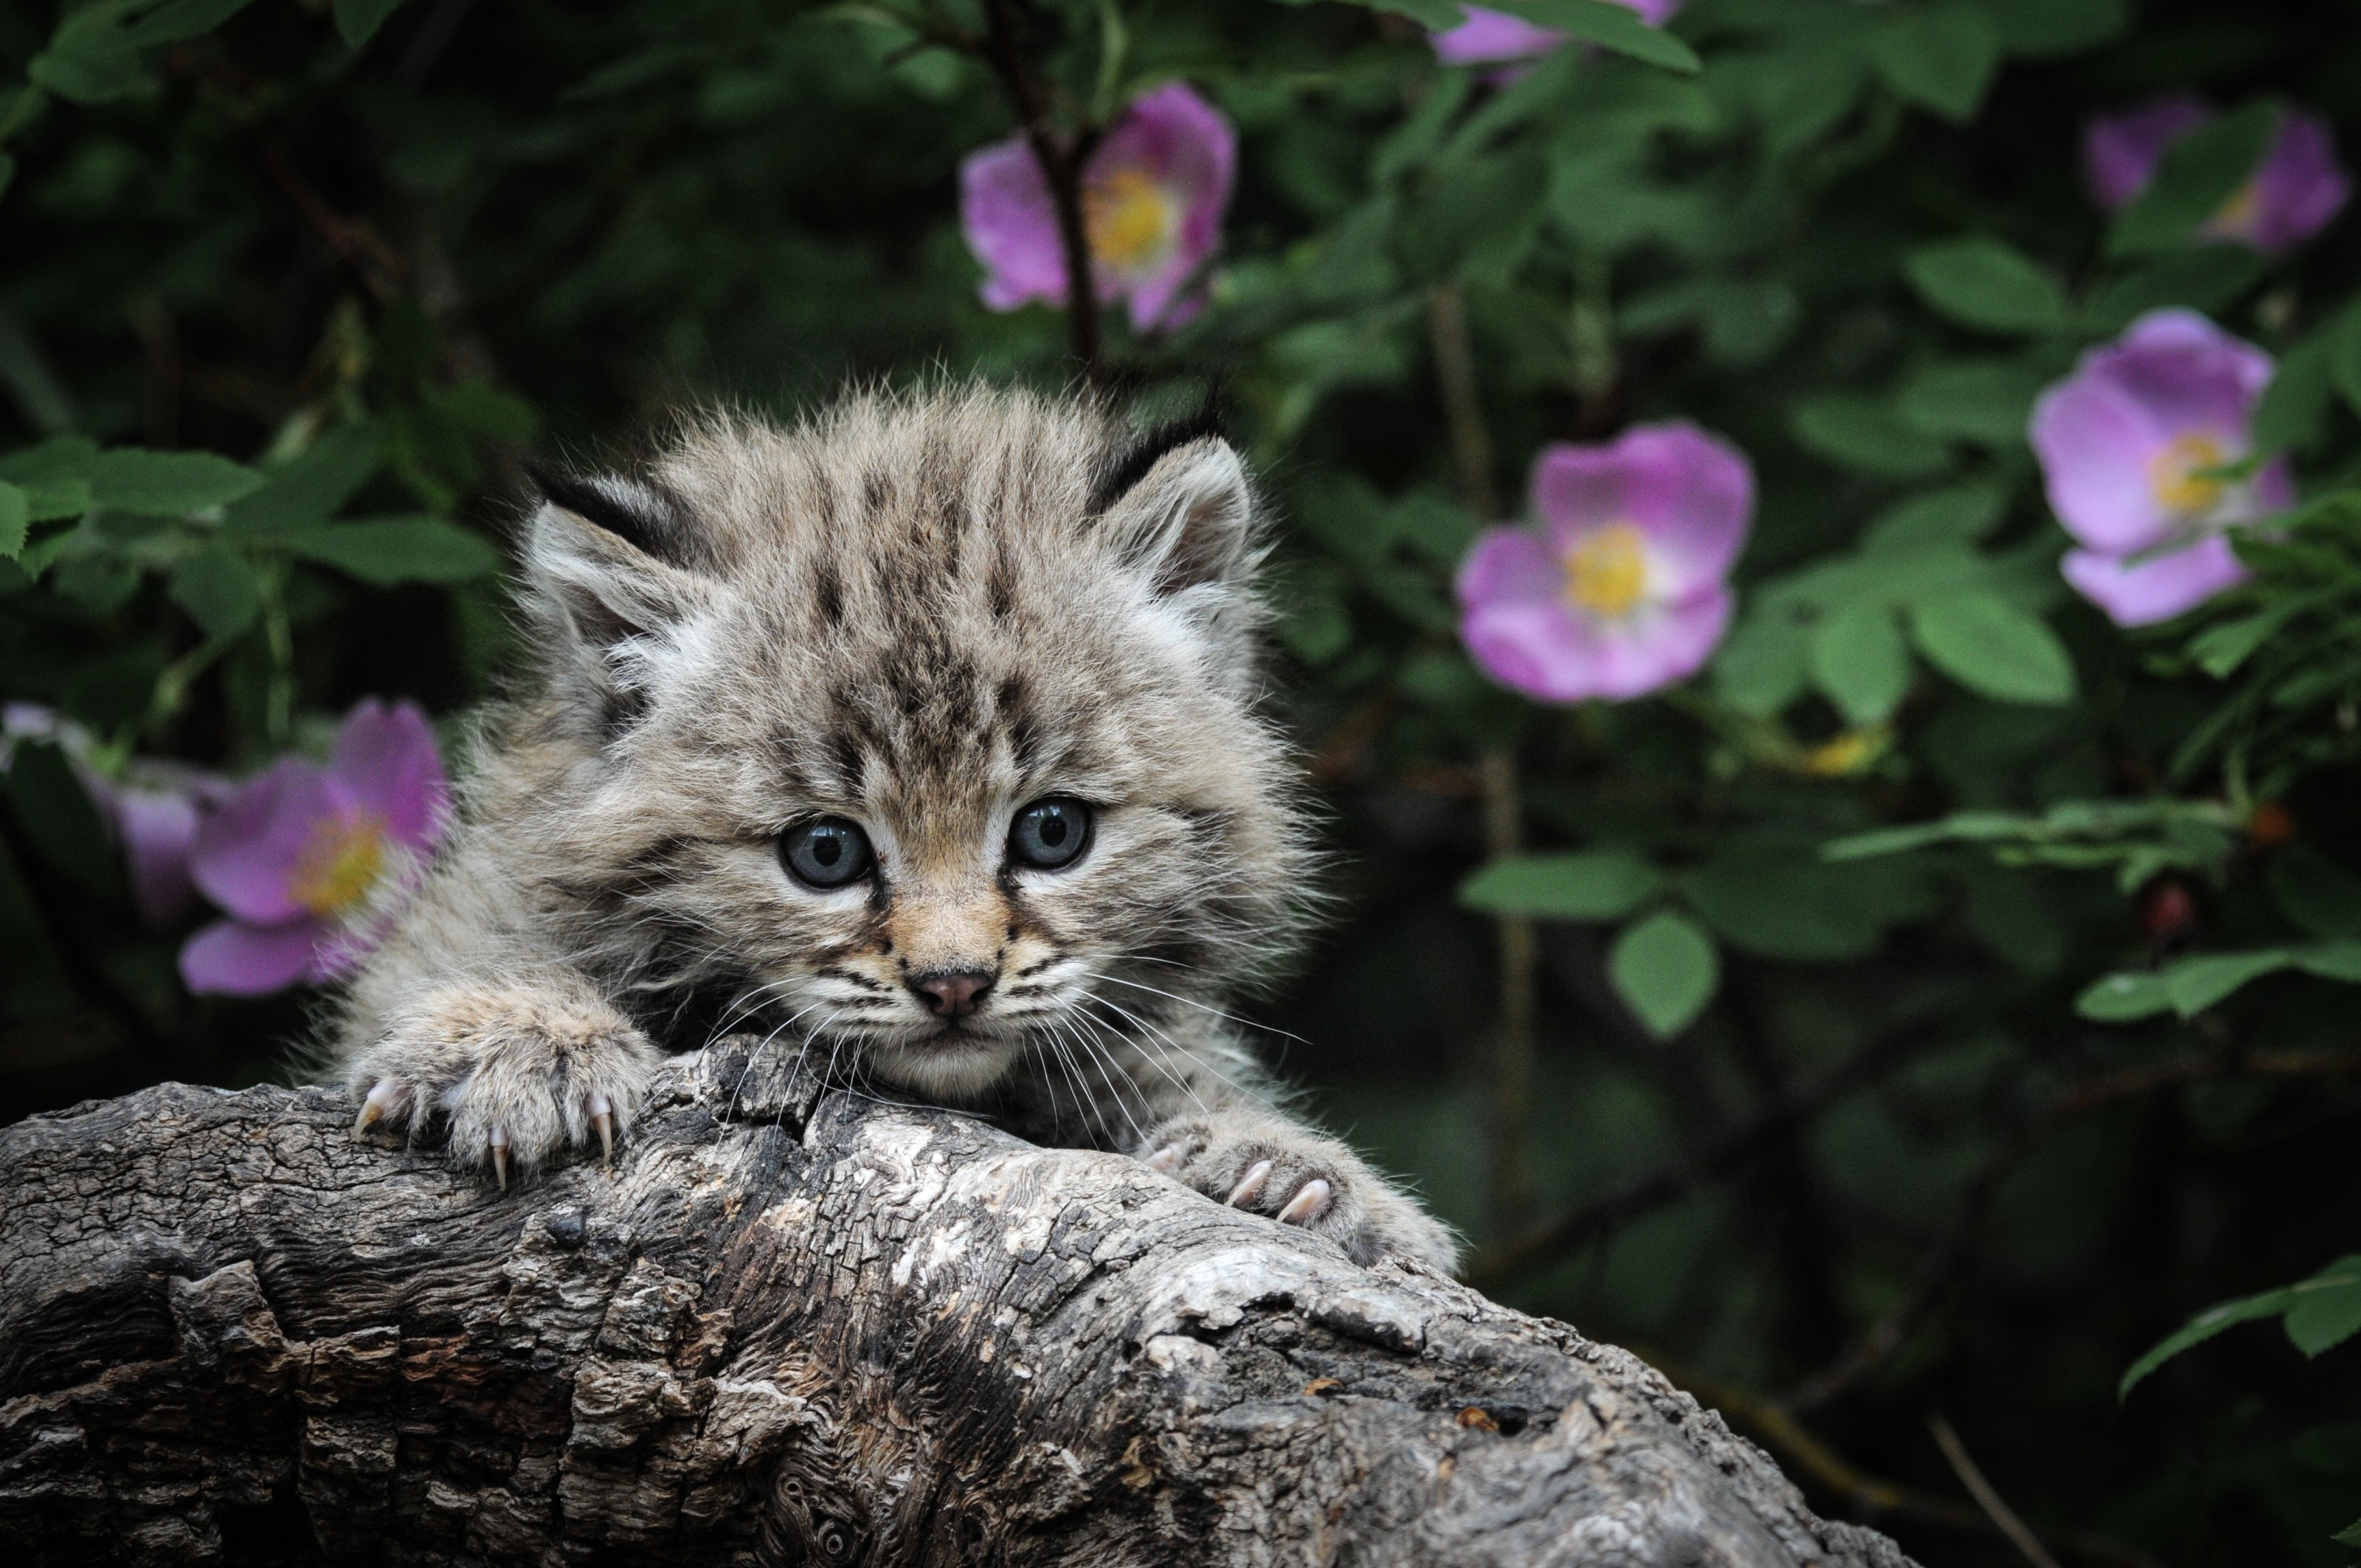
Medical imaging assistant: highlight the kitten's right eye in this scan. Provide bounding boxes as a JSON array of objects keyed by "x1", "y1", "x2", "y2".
[{"x1": 781, "y1": 818, "x2": 874, "y2": 889}]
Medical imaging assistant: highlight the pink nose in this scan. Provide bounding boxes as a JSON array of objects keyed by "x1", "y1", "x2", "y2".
[{"x1": 909, "y1": 970, "x2": 994, "y2": 1018}]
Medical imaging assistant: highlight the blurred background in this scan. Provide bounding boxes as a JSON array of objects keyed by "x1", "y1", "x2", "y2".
[{"x1": 7, "y1": 0, "x2": 2361, "y2": 1562}]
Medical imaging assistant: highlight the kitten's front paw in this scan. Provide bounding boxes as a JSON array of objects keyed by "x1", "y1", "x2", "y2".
[
  {"x1": 1141, "y1": 1113, "x2": 1459, "y2": 1272},
  {"x1": 348, "y1": 985, "x2": 661, "y2": 1189}
]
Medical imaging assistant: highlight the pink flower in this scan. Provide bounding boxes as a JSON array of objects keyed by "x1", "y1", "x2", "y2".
[
  {"x1": 2029, "y1": 309, "x2": 2294, "y2": 627},
  {"x1": 1456, "y1": 422, "x2": 1752, "y2": 703},
  {"x1": 180, "y1": 699, "x2": 448, "y2": 996},
  {"x1": 959, "y1": 82, "x2": 1234, "y2": 334},
  {"x1": 1431, "y1": 0, "x2": 1681, "y2": 66},
  {"x1": 2083, "y1": 97, "x2": 2349, "y2": 254}
]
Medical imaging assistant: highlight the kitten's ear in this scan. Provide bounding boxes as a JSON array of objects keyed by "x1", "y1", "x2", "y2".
[
  {"x1": 522, "y1": 470, "x2": 718, "y2": 736},
  {"x1": 522, "y1": 468, "x2": 712, "y2": 650},
  {"x1": 1093, "y1": 436, "x2": 1262, "y2": 595}
]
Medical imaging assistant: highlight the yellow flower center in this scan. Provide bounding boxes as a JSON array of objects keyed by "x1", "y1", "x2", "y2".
[
  {"x1": 1085, "y1": 167, "x2": 1176, "y2": 271},
  {"x1": 2147, "y1": 431, "x2": 2230, "y2": 516},
  {"x1": 2208, "y1": 179, "x2": 2263, "y2": 241},
  {"x1": 290, "y1": 812, "x2": 387, "y2": 918},
  {"x1": 1563, "y1": 522, "x2": 1650, "y2": 619}
]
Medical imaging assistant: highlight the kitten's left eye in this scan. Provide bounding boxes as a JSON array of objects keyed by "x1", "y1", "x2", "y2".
[{"x1": 1009, "y1": 798, "x2": 1093, "y2": 871}]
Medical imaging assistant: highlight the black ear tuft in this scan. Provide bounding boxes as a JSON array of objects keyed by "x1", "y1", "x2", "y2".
[
  {"x1": 525, "y1": 460, "x2": 690, "y2": 565},
  {"x1": 1088, "y1": 388, "x2": 1230, "y2": 519}
]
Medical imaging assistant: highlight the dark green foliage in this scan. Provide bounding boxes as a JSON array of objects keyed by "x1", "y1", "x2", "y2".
[{"x1": 7, "y1": 0, "x2": 2361, "y2": 1562}]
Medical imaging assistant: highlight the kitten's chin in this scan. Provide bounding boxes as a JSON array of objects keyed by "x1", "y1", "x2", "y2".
[{"x1": 864, "y1": 1032, "x2": 1024, "y2": 1099}]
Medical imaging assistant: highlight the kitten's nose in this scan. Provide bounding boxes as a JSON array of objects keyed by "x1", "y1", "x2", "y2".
[{"x1": 908, "y1": 968, "x2": 995, "y2": 1018}]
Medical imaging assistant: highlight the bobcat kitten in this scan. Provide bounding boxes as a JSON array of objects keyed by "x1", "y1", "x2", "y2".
[{"x1": 333, "y1": 384, "x2": 1456, "y2": 1271}]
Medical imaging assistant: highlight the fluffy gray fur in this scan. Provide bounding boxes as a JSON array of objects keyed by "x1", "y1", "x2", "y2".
[{"x1": 331, "y1": 383, "x2": 1456, "y2": 1271}]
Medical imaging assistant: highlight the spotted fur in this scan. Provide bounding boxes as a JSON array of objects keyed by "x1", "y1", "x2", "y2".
[{"x1": 331, "y1": 383, "x2": 1456, "y2": 1270}]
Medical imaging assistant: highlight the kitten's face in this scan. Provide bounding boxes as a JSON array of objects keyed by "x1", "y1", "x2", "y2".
[{"x1": 517, "y1": 391, "x2": 1307, "y2": 1101}]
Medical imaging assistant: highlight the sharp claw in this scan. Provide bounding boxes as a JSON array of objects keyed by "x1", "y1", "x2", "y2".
[
  {"x1": 352, "y1": 1079, "x2": 397, "y2": 1134},
  {"x1": 1276, "y1": 1178, "x2": 1332, "y2": 1226},
  {"x1": 588, "y1": 1091, "x2": 615, "y2": 1166},
  {"x1": 1226, "y1": 1159, "x2": 1274, "y2": 1209},
  {"x1": 1146, "y1": 1142, "x2": 1183, "y2": 1173},
  {"x1": 489, "y1": 1126, "x2": 511, "y2": 1192}
]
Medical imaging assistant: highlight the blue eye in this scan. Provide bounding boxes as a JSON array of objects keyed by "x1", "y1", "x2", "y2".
[
  {"x1": 1009, "y1": 798, "x2": 1093, "y2": 871},
  {"x1": 781, "y1": 818, "x2": 874, "y2": 888}
]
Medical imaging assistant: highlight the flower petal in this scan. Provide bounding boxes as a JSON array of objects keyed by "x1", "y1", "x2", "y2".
[
  {"x1": 189, "y1": 756, "x2": 338, "y2": 925},
  {"x1": 113, "y1": 786, "x2": 202, "y2": 928},
  {"x1": 179, "y1": 916, "x2": 328, "y2": 996},
  {"x1": 2061, "y1": 536, "x2": 2248, "y2": 627},
  {"x1": 1090, "y1": 83, "x2": 1236, "y2": 333},
  {"x1": 1463, "y1": 586, "x2": 1729, "y2": 703},
  {"x1": 2081, "y1": 96, "x2": 2209, "y2": 213},
  {"x1": 330, "y1": 697, "x2": 449, "y2": 854},
  {"x1": 960, "y1": 137, "x2": 1068, "y2": 312},
  {"x1": 1432, "y1": 6, "x2": 1566, "y2": 64},
  {"x1": 1455, "y1": 526, "x2": 1561, "y2": 611},
  {"x1": 2244, "y1": 111, "x2": 2351, "y2": 254},
  {"x1": 1531, "y1": 421, "x2": 1752, "y2": 599},
  {"x1": 2028, "y1": 371, "x2": 2175, "y2": 554}
]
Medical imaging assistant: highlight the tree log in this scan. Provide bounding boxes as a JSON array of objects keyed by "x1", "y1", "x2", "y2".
[{"x1": 0, "y1": 1040, "x2": 1917, "y2": 1567}]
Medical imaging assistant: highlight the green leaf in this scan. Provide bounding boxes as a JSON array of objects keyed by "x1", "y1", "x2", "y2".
[
  {"x1": 2108, "y1": 102, "x2": 2280, "y2": 258},
  {"x1": 1713, "y1": 604, "x2": 1812, "y2": 716},
  {"x1": 2163, "y1": 950, "x2": 2293, "y2": 1017},
  {"x1": 1791, "y1": 396, "x2": 1951, "y2": 478},
  {"x1": 1982, "y1": 0, "x2": 2127, "y2": 55},
  {"x1": 2076, "y1": 970, "x2": 2174, "y2": 1022},
  {"x1": 3, "y1": 742, "x2": 119, "y2": 902},
  {"x1": 2079, "y1": 247, "x2": 2271, "y2": 338},
  {"x1": 2186, "y1": 603, "x2": 2298, "y2": 678},
  {"x1": 2336, "y1": 1519, "x2": 2361, "y2": 1550},
  {"x1": 2292, "y1": 941, "x2": 2361, "y2": 984},
  {"x1": 2122, "y1": 1279, "x2": 2306, "y2": 1398},
  {"x1": 220, "y1": 424, "x2": 384, "y2": 537},
  {"x1": 87, "y1": 449, "x2": 262, "y2": 514},
  {"x1": 1909, "y1": 592, "x2": 2075, "y2": 704},
  {"x1": 0, "y1": 481, "x2": 25, "y2": 559},
  {"x1": 2274, "y1": 848, "x2": 2361, "y2": 939},
  {"x1": 1871, "y1": 2, "x2": 2000, "y2": 122},
  {"x1": 2285, "y1": 1259, "x2": 2361, "y2": 1358},
  {"x1": 1811, "y1": 601, "x2": 1912, "y2": 725},
  {"x1": 280, "y1": 516, "x2": 502, "y2": 586},
  {"x1": 1687, "y1": 834, "x2": 1937, "y2": 961},
  {"x1": 1862, "y1": 487, "x2": 2006, "y2": 553},
  {"x1": 2329, "y1": 308, "x2": 2361, "y2": 425},
  {"x1": 1896, "y1": 358, "x2": 2048, "y2": 446},
  {"x1": 2255, "y1": 320, "x2": 2342, "y2": 455},
  {"x1": 1489, "y1": 0, "x2": 1701, "y2": 72},
  {"x1": 1904, "y1": 238, "x2": 2068, "y2": 335},
  {"x1": 334, "y1": 0, "x2": 409, "y2": 47},
  {"x1": 1350, "y1": 0, "x2": 1466, "y2": 30},
  {"x1": 167, "y1": 547, "x2": 263, "y2": 640},
  {"x1": 1609, "y1": 911, "x2": 1720, "y2": 1038},
  {"x1": 1459, "y1": 849, "x2": 1663, "y2": 921}
]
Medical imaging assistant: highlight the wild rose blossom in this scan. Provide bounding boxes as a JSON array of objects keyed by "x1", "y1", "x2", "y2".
[
  {"x1": 2083, "y1": 97, "x2": 2349, "y2": 254},
  {"x1": 1456, "y1": 422, "x2": 1752, "y2": 702},
  {"x1": 180, "y1": 699, "x2": 447, "y2": 995},
  {"x1": 959, "y1": 82, "x2": 1234, "y2": 334},
  {"x1": 1431, "y1": 0, "x2": 1681, "y2": 67},
  {"x1": 2029, "y1": 308, "x2": 2293, "y2": 627}
]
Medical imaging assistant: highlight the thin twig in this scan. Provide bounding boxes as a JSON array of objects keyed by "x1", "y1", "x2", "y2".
[
  {"x1": 1928, "y1": 1412, "x2": 2066, "y2": 1568},
  {"x1": 1427, "y1": 282, "x2": 1498, "y2": 519},
  {"x1": 977, "y1": 0, "x2": 1101, "y2": 372}
]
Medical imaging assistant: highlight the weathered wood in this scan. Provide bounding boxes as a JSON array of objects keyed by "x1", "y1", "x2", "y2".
[{"x1": 0, "y1": 1041, "x2": 1916, "y2": 1567}]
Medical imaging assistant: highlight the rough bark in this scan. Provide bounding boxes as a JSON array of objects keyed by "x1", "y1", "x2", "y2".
[{"x1": 0, "y1": 1041, "x2": 1916, "y2": 1567}]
